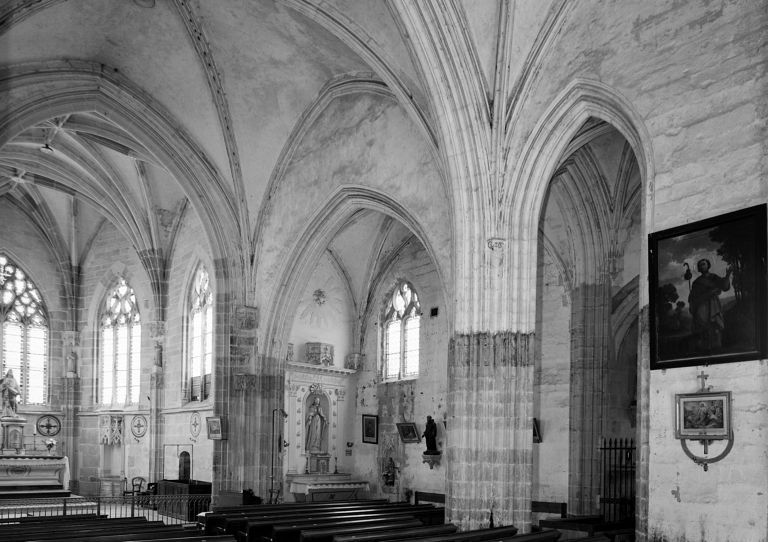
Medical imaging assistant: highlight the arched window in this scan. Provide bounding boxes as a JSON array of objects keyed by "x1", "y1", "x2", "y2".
[
  {"x1": 0, "y1": 255, "x2": 48, "y2": 405},
  {"x1": 383, "y1": 281, "x2": 421, "y2": 380},
  {"x1": 100, "y1": 278, "x2": 140, "y2": 406},
  {"x1": 187, "y1": 265, "x2": 212, "y2": 402}
]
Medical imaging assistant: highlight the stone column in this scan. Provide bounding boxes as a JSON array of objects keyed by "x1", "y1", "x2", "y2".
[
  {"x1": 568, "y1": 281, "x2": 612, "y2": 515},
  {"x1": 447, "y1": 331, "x2": 534, "y2": 531},
  {"x1": 61, "y1": 331, "x2": 79, "y2": 491},
  {"x1": 146, "y1": 321, "x2": 165, "y2": 484}
]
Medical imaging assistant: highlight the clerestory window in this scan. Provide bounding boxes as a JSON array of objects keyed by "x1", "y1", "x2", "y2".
[
  {"x1": 100, "y1": 278, "x2": 141, "y2": 406},
  {"x1": 187, "y1": 265, "x2": 212, "y2": 402},
  {"x1": 0, "y1": 255, "x2": 48, "y2": 405},
  {"x1": 382, "y1": 281, "x2": 421, "y2": 380}
]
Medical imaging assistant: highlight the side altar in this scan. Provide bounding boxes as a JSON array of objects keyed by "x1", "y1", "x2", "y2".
[
  {"x1": 286, "y1": 473, "x2": 369, "y2": 502},
  {"x1": 0, "y1": 371, "x2": 70, "y2": 497}
]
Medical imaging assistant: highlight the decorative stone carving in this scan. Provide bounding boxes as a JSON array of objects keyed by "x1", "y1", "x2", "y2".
[
  {"x1": 99, "y1": 415, "x2": 123, "y2": 446},
  {"x1": 147, "y1": 321, "x2": 166, "y2": 339},
  {"x1": 235, "y1": 305, "x2": 259, "y2": 330},
  {"x1": 306, "y1": 343, "x2": 333, "y2": 366},
  {"x1": 345, "y1": 353, "x2": 361, "y2": 370},
  {"x1": 234, "y1": 373, "x2": 258, "y2": 391}
]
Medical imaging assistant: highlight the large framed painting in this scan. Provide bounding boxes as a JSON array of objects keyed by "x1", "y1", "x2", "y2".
[
  {"x1": 675, "y1": 391, "x2": 731, "y2": 440},
  {"x1": 649, "y1": 204, "x2": 767, "y2": 369}
]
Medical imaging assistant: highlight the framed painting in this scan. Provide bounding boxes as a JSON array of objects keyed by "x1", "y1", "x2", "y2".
[
  {"x1": 649, "y1": 204, "x2": 767, "y2": 369},
  {"x1": 362, "y1": 414, "x2": 378, "y2": 444},
  {"x1": 396, "y1": 422, "x2": 421, "y2": 443},
  {"x1": 675, "y1": 391, "x2": 731, "y2": 439},
  {"x1": 206, "y1": 416, "x2": 225, "y2": 440}
]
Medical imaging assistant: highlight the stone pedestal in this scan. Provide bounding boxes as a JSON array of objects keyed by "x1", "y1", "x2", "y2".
[{"x1": 1, "y1": 416, "x2": 26, "y2": 453}]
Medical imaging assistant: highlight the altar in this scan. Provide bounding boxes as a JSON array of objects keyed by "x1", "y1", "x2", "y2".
[
  {"x1": 286, "y1": 473, "x2": 369, "y2": 502},
  {"x1": 0, "y1": 455, "x2": 70, "y2": 497}
]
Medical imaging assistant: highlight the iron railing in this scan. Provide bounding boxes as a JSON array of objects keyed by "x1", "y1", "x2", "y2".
[
  {"x1": 0, "y1": 494, "x2": 211, "y2": 526},
  {"x1": 600, "y1": 437, "x2": 635, "y2": 523}
]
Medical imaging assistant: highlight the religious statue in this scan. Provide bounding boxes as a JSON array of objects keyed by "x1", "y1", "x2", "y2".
[
  {"x1": 66, "y1": 351, "x2": 78, "y2": 374},
  {"x1": 422, "y1": 415, "x2": 439, "y2": 454},
  {"x1": 305, "y1": 396, "x2": 327, "y2": 454},
  {"x1": 1, "y1": 369, "x2": 20, "y2": 417}
]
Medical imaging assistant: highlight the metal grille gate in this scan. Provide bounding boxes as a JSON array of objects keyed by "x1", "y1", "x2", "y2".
[{"x1": 600, "y1": 437, "x2": 635, "y2": 523}]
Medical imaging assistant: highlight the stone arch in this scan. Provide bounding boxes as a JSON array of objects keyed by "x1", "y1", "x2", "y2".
[
  {"x1": 261, "y1": 185, "x2": 449, "y2": 364},
  {"x1": 522, "y1": 80, "x2": 650, "y2": 521},
  {"x1": 503, "y1": 78, "x2": 654, "y2": 332}
]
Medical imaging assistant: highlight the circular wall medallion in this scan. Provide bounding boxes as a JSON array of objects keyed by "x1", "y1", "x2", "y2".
[
  {"x1": 131, "y1": 415, "x2": 148, "y2": 438},
  {"x1": 190, "y1": 411, "x2": 202, "y2": 437},
  {"x1": 36, "y1": 415, "x2": 61, "y2": 437}
]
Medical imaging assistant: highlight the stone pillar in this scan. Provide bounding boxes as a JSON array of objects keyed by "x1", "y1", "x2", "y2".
[
  {"x1": 568, "y1": 281, "x2": 612, "y2": 515},
  {"x1": 148, "y1": 321, "x2": 165, "y2": 483},
  {"x1": 61, "y1": 331, "x2": 79, "y2": 490},
  {"x1": 447, "y1": 331, "x2": 534, "y2": 531}
]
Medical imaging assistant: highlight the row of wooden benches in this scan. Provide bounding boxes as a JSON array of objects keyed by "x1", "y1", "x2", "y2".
[
  {"x1": 199, "y1": 499, "x2": 565, "y2": 542},
  {"x1": 0, "y1": 514, "x2": 236, "y2": 542}
]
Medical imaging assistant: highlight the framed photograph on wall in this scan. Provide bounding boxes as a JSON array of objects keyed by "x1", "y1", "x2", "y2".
[
  {"x1": 206, "y1": 416, "x2": 225, "y2": 440},
  {"x1": 396, "y1": 422, "x2": 421, "y2": 443},
  {"x1": 362, "y1": 414, "x2": 378, "y2": 444},
  {"x1": 675, "y1": 391, "x2": 731, "y2": 440},
  {"x1": 649, "y1": 204, "x2": 767, "y2": 369}
]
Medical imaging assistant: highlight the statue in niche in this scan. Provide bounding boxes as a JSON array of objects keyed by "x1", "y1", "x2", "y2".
[
  {"x1": 0, "y1": 370, "x2": 20, "y2": 417},
  {"x1": 422, "y1": 416, "x2": 439, "y2": 455},
  {"x1": 66, "y1": 351, "x2": 78, "y2": 374},
  {"x1": 305, "y1": 395, "x2": 328, "y2": 454}
]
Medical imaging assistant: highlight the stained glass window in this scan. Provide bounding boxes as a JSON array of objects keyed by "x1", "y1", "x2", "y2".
[
  {"x1": 100, "y1": 278, "x2": 140, "y2": 405},
  {"x1": 0, "y1": 255, "x2": 48, "y2": 405},
  {"x1": 383, "y1": 281, "x2": 421, "y2": 380},
  {"x1": 188, "y1": 266, "x2": 213, "y2": 401}
]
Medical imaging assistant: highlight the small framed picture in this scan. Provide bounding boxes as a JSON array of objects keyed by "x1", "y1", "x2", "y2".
[
  {"x1": 675, "y1": 391, "x2": 731, "y2": 440},
  {"x1": 396, "y1": 422, "x2": 421, "y2": 443},
  {"x1": 362, "y1": 414, "x2": 378, "y2": 444},
  {"x1": 206, "y1": 416, "x2": 225, "y2": 440}
]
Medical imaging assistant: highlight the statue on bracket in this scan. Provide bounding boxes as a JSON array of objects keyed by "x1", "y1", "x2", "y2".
[{"x1": 422, "y1": 416, "x2": 439, "y2": 454}]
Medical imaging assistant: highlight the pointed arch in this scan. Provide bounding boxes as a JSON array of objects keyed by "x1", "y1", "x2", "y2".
[
  {"x1": 0, "y1": 252, "x2": 49, "y2": 405},
  {"x1": 503, "y1": 78, "x2": 654, "y2": 332},
  {"x1": 261, "y1": 186, "x2": 448, "y2": 362}
]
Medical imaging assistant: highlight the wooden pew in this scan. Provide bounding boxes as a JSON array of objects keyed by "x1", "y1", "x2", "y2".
[
  {"x1": 531, "y1": 502, "x2": 567, "y2": 518},
  {"x1": 0, "y1": 517, "x2": 156, "y2": 537},
  {"x1": 332, "y1": 523, "x2": 458, "y2": 542},
  {"x1": 413, "y1": 492, "x2": 445, "y2": 507},
  {"x1": 0, "y1": 513, "x2": 108, "y2": 524},
  {"x1": 10, "y1": 521, "x2": 169, "y2": 540},
  {"x1": 372, "y1": 528, "x2": 563, "y2": 542},
  {"x1": 261, "y1": 515, "x2": 420, "y2": 542},
  {"x1": 313, "y1": 522, "x2": 457, "y2": 542},
  {"x1": 206, "y1": 501, "x2": 400, "y2": 534},
  {"x1": 364, "y1": 524, "x2": 520, "y2": 542},
  {"x1": 221, "y1": 503, "x2": 440, "y2": 536},
  {"x1": 242, "y1": 511, "x2": 426, "y2": 542}
]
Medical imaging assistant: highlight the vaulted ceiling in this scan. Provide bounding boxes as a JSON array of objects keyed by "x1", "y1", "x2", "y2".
[{"x1": 0, "y1": 0, "x2": 627, "y2": 302}]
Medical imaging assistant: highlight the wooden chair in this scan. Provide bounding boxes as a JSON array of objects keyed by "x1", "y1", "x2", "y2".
[{"x1": 123, "y1": 476, "x2": 146, "y2": 497}]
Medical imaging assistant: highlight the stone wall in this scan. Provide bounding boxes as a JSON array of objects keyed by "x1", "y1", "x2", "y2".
[{"x1": 355, "y1": 235, "x2": 448, "y2": 499}]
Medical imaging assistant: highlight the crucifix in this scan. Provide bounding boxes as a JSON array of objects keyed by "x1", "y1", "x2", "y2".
[{"x1": 697, "y1": 370, "x2": 709, "y2": 392}]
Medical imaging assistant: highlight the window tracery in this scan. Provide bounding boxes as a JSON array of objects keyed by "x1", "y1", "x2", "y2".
[
  {"x1": 0, "y1": 255, "x2": 48, "y2": 405},
  {"x1": 100, "y1": 278, "x2": 140, "y2": 406},
  {"x1": 383, "y1": 281, "x2": 420, "y2": 380}
]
